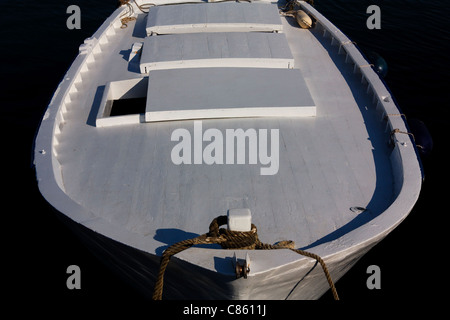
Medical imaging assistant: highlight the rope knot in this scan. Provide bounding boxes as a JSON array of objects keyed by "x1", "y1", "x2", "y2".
[{"x1": 207, "y1": 215, "x2": 259, "y2": 249}]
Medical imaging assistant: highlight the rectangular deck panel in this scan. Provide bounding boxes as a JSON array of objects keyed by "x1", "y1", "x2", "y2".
[
  {"x1": 145, "y1": 2, "x2": 283, "y2": 35},
  {"x1": 140, "y1": 32, "x2": 294, "y2": 73},
  {"x1": 145, "y1": 67, "x2": 316, "y2": 122}
]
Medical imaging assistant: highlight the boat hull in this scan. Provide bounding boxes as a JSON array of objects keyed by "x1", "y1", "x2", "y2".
[
  {"x1": 34, "y1": 0, "x2": 423, "y2": 300},
  {"x1": 59, "y1": 212, "x2": 385, "y2": 300}
]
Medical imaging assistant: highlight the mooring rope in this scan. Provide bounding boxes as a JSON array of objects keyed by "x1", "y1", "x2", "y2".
[
  {"x1": 119, "y1": 0, "x2": 155, "y2": 28},
  {"x1": 152, "y1": 215, "x2": 339, "y2": 300}
]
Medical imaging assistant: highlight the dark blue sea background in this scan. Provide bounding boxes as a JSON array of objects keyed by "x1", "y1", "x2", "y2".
[{"x1": 2, "y1": 0, "x2": 448, "y2": 311}]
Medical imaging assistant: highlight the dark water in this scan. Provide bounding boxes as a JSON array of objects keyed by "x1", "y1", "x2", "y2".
[{"x1": 3, "y1": 0, "x2": 447, "y2": 311}]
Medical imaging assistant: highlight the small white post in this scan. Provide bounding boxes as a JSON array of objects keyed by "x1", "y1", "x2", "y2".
[{"x1": 227, "y1": 208, "x2": 252, "y2": 232}]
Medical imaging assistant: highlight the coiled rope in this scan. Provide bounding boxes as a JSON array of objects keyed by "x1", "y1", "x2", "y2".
[
  {"x1": 152, "y1": 215, "x2": 339, "y2": 300},
  {"x1": 119, "y1": 0, "x2": 155, "y2": 28}
]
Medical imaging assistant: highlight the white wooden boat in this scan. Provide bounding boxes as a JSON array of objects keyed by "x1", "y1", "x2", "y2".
[{"x1": 33, "y1": 0, "x2": 423, "y2": 300}]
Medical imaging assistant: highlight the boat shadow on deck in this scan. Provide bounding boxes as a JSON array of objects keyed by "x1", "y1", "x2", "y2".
[{"x1": 154, "y1": 228, "x2": 222, "y2": 256}]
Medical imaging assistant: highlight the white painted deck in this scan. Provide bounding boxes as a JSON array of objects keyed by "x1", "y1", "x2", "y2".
[{"x1": 51, "y1": 3, "x2": 394, "y2": 252}]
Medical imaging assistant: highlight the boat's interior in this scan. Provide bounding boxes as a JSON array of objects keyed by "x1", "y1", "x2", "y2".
[{"x1": 52, "y1": 1, "x2": 398, "y2": 254}]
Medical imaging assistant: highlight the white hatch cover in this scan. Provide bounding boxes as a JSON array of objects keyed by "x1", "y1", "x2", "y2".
[
  {"x1": 145, "y1": 2, "x2": 283, "y2": 35},
  {"x1": 139, "y1": 32, "x2": 294, "y2": 73},
  {"x1": 145, "y1": 67, "x2": 316, "y2": 122}
]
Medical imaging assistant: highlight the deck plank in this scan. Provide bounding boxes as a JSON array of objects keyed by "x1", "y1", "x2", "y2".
[
  {"x1": 145, "y1": 2, "x2": 283, "y2": 35},
  {"x1": 144, "y1": 67, "x2": 315, "y2": 122},
  {"x1": 140, "y1": 32, "x2": 294, "y2": 72}
]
